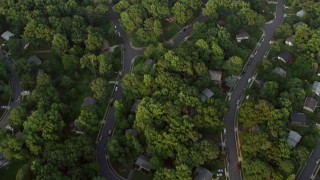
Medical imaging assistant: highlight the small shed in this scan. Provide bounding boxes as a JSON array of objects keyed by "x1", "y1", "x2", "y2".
[
  {"x1": 27, "y1": 55, "x2": 42, "y2": 65},
  {"x1": 1, "y1": 31, "x2": 14, "y2": 41},
  {"x1": 290, "y1": 113, "x2": 306, "y2": 126},
  {"x1": 287, "y1": 130, "x2": 302, "y2": 148},
  {"x1": 194, "y1": 166, "x2": 213, "y2": 180},
  {"x1": 303, "y1": 97, "x2": 318, "y2": 112},
  {"x1": 285, "y1": 35, "x2": 294, "y2": 46},
  {"x1": 273, "y1": 67, "x2": 287, "y2": 77},
  {"x1": 135, "y1": 155, "x2": 151, "y2": 172},
  {"x1": 209, "y1": 70, "x2": 222, "y2": 83},
  {"x1": 81, "y1": 97, "x2": 97, "y2": 107},
  {"x1": 312, "y1": 81, "x2": 320, "y2": 96},
  {"x1": 277, "y1": 51, "x2": 293, "y2": 63},
  {"x1": 144, "y1": 59, "x2": 156, "y2": 67},
  {"x1": 236, "y1": 30, "x2": 249, "y2": 43},
  {"x1": 131, "y1": 99, "x2": 141, "y2": 113}
]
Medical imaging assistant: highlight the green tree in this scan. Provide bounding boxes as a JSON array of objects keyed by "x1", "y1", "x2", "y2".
[
  {"x1": 154, "y1": 164, "x2": 192, "y2": 180},
  {"x1": 223, "y1": 56, "x2": 243, "y2": 75},
  {"x1": 75, "y1": 107, "x2": 100, "y2": 134},
  {"x1": 90, "y1": 77, "x2": 109, "y2": 101}
]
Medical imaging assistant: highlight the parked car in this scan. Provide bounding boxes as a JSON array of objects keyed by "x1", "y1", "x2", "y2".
[{"x1": 316, "y1": 158, "x2": 320, "y2": 164}]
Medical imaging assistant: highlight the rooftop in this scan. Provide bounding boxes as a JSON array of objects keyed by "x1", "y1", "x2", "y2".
[
  {"x1": 273, "y1": 67, "x2": 287, "y2": 77},
  {"x1": 291, "y1": 113, "x2": 306, "y2": 125},
  {"x1": 303, "y1": 97, "x2": 318, "y2": 112},
  {"x1": 1, "y1": 31, "x2": 14, "y2": 41},
  {"x1": 287, "y1": 130, "x2": 302, "y2": 147},
  {"x1": 81, "y1": 97, "x2": 97, "y2": 107},
  {"x1": 27, "y1": 55, "x2": 42, "y2": 65},
  {"x1": 135, "y1": 155, "x2": 151, "y2": 171},
  {"x1": 209, "y1": 70, "x2": 222, "y2": 82},
  {"x1": 194, "y1": 166, "x2": 213, "y2": 180}
]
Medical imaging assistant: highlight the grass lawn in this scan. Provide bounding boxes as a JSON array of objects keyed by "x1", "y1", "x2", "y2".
[
  {"x1": 0, "y1": 161, "x2": 25, "y2": 179},
  {"x1": 131, "y1": 170, "x2": 153, "y2": 180},
  {"x1": 162, "y1": 22, "x2": 181, "y2": 40}
]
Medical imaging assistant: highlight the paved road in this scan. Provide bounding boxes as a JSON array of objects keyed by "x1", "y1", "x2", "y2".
[
  {"x1": 223, "y1": 0, "x2": 285, "y2": 179},
  {"x1": 298, "y1": 143, "x2": 320, "y2": 180},
  {"x1": 0, "y1": 52, "x2": 21, "y2": 129}
]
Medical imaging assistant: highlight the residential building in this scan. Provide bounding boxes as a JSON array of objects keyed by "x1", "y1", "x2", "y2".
[
  {"x1": 293, "y1": 22, "x2": 306, "y2": 30},
  {"x1": 1, "y1": 31, "x2": 14, "y2": 41},
  {"x1": 81, "y1": 97, "x2": 97, "y2": 107},
  {"x1": 199, "y1": 88, "x2": 214, "y2": 102},
  {"x1": 194, "y1": 166, "x2": 213, "y2": 180},
  {"x1": 273, "y1": 67, "x2": 287, "y2": 77},
  {"x1": 209, "y1": 70, "x2": 222, "y2": 83},
  {"x1": 290, "y1": 113, "x2": 307, "y2": 126},
  {"x1": 236, "y1": 30, "x2": 249, "y2": 43},
  {"x1": 303, "y1": 97, "x2": 318, "y2": 112},
  {"x1": 285, "y1": 35, "x2": 294, "y2": 46},
  {"x1": 277, "y1": 51, "x2": 293, "y2": 63},
  {"x1": 131, "y1": 99, "x2": 141, "y2": 113},
  {"x1": 135, "y1": 155, "x2": 151, "y2": 172},
  {"x1": 312, "y1": 81, "x2": 320, "y2": 96},
  {"x1": 287, "y1": 130, "x2": 302, "y2": 147},
  {"x1": 101, "y1": 39, "x2": 110, "y2": 52},
  {"x1": 296, "y1": 10, "x2": 306, "y2": 18},
  {"x1": 27, "y1": 55, "x2": 42, "y2": 65},
  {"x1": 144, "y1": 59, "x2": 156, "y2": 67}
]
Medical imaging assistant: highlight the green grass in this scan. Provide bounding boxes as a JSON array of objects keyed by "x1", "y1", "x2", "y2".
[
  {"x1": 0, "y1": 161, "x2": 25, "y2": 179},
  {"x1": 131, "y1": 170, "x2": 153, "y2": 180},
  {"x1": 162, "y1": 22, "x2": 181, "y2": 40}
]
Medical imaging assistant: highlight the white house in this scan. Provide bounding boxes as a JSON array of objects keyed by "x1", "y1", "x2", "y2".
[
  {"x1": 285, "y1": 35, "x2": 294, "y2": 46},
  {"x1": 296, "y1": 10, "x2": 306, "y2": 18},
  {"x1": 236, "y1": 31, "x2": 249, "y2": 43},
  {"x1": 1, "y1": 31, "x2": 14, "y2": 41},
  {"x1": 312, "y1": 81, "x2": 320, "y2": 96}
]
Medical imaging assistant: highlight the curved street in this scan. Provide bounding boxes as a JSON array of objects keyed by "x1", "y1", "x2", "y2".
[
  {"x1": 224, "y1": 0, "x2": 285, "y2": 179},
  {"x1": 0, "y1": 52, "x2": 21, "y2": 129}
]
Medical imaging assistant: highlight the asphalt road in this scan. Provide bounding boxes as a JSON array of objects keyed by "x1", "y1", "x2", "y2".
[
  {"x1": 298, "y1": 143, "x2": 320, "y2": 180},
  {"x1": 0, "y1": 52, "x2": 21, "y2": 129},
  {"x1": 223, "y1": 0, "x2": 285, "y2": 179}
]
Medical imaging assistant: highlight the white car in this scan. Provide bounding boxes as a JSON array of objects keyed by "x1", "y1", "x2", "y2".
[
  {"x1": 217, "y1": 173, "x2": 223, "y2": 177},
  {"x1": 115, "y1": 86, "x2": 118, "y2": 91},
  {"x1": 316, "y1": 158, "x2": 320, "y2": 164}
]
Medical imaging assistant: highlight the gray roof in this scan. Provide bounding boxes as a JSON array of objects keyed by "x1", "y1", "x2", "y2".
[
  {"x1": 135, "y1": 155, "x2": 151, "y2": 171},
  {"x1": 293, "y1": 22, "x2": 306, "y2": 29},
  {"x1": 194, "y1": 166, "x2": 213, "y2": 180},
  {"x1": 303, "y1": 97, "x2": 318, "y2": 112},
  {"x1": 199, "y1": 88, "x2": 214, "y2": 102},
  {"x1": 27, "y1": 55, "x2": 42, "y2": 65},
  {"x1": 144, "y1": 59, "x2": 155, "y2": 67},
  {"x1": 296, "y1": 10, "x2": 306, "y2": 17},
  {"x1": 312, "y1": 81, "x2": 320, "y2": 94},
  {"x1": 291, "y1": 113, "x2": 306, "y2": 125},
  {"x1": 278, "y1": 51, "x2": 292, "y2": 62},
  {"x1": 131, "y1": 99, "x2": 141, "y2": 113},
  {"x1": 273, "y1": 67, "x2": 287, "y2": 77},
  {"x1": 125, "y1": 129, "x2": 137, "y2": 138},
  {"x1": 1, "y1": 31, "x2": 14, "y2": 41},
  {"x1": 236, "y1": 31, "x2": 249, "y2": 39},
  {"x1": 287, "y1": 130, "x2": 302, "y2": 147},
  {"x1": 225, "y1": 75, "x2": 239, "y2": 88},
  {"x1": 209, "y1": 70, "x2": 222, "y2": 82},
  {"x1": 285, "y1": 35, "x2": 294, "y2": 44},
  {"x1": 81, "y1": 97, "x2": 97, "y2": 107}
]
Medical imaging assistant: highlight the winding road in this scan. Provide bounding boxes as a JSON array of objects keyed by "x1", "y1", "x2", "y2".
[
  {"x1": 0, "y1": 52, "x2": 21, "y2": 129},
  {"x1": 97, "y1": 0, "x2": 287, "y2": 180},
  {"x1": 224, "y1": 0, "x2": 285, "y2": 179}
]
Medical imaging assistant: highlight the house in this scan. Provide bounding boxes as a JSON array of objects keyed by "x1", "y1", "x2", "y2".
[
  {"x1": 27, "y1": 55, "x2": 42, "y2": 65},
  {"x1": 194, "y1": 166, "x2": 213, "y2": 180},
  {"x1": 293, "y1": 22, "x2": 306, "y2": 30},
  {"x1": 135, "y1": 155, "x2": 151, "y2": 172},
  {"x1": 285, "y1": 35, "x2": 294, "y2": 46},
  {"x1": 291, "y1": 113, "x2": 307, "y2": 126},
  {"x1": 144, "y1": 59, "x2": 156, "y2": 67},
  {"x1": 131, "y1": 99, "x2": 141, "y2": 113},
  {"x1": 101, "y1": 39, "x2": 110, "y2": 52},
  {"x1": 81, "y1": 97, "x2": 97, "y2": 107},
  {"x1": 296, "y1": 10, "x2": 306, "y2": 18},
  {"x1": 273, "y1": 67, "x2": 287, "y2": 77},
  {"x1": 303, "y1": 97, "x2": 318, "y2": 112},
  {"x1": 277, "y1": 51, "x2": 293, "y2": 63},
  {"x1": 1, "y1": 31, "x2": 14, "y2": 41},
  {"x1": 225, "y1": 75, "x2": 240, "y2": 88},
  {"x1": 236, "y1": 30, "x2": 249, "y2": 43},
  {"x1": 312, "y1": 81, "x2": 320, "y2": 96},
  {"x1": 287, "y1": 130, "x2": 302, "y2": 147},
  {"x1": 209, "y1": 70, "x2": 222, "y2": 83},
  {"x1": 0, "y1": 153, "x2": 9, "y2": 167},
  {"x1": 199, "y1": 88, "x2": 214, "y2": 102},
  {"x1": 125, "y1": 129, "x2": 138, "y2": 138}
]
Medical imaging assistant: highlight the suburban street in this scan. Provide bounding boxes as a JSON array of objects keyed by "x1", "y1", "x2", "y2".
[
  {"x1": 223, "y1": 0, "x2": 285, "y2": 179},
  {"x1": 298, "y1": 143, "x2": 320, "y2": 180},
  {"x1": 0, "y1": 52, "x2": 21, "y2": 129}
]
